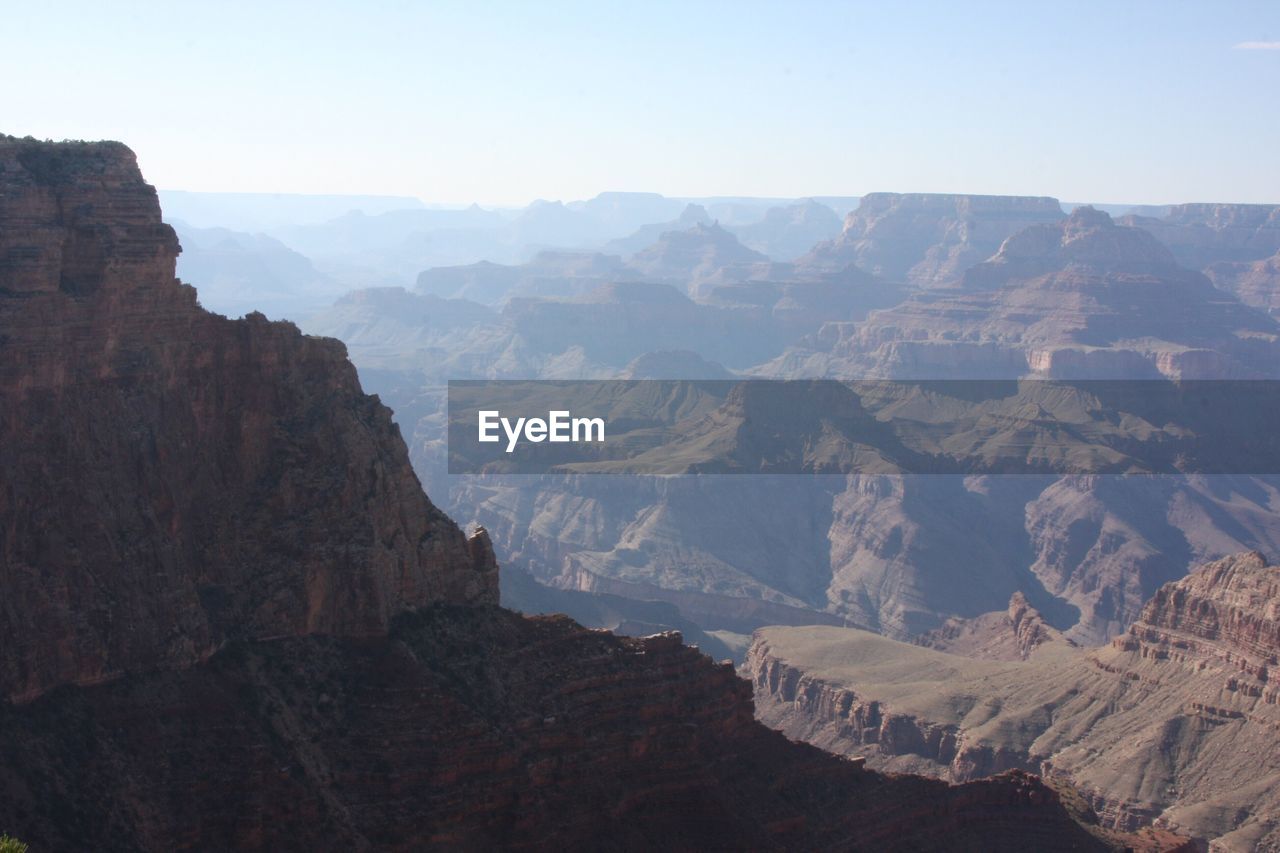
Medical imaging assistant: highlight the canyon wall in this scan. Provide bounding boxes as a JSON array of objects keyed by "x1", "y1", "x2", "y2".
[{"x1": 0, "y1": 137, "x2": 498, "y2": 704}]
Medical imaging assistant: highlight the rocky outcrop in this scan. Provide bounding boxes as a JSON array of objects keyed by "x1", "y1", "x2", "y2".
[
  {"x1": 915, "y1": 592, "x2": 1075, "y2": 660},
  {"x1": 1118, "y1": 550, "x2": 1280, "y2": 679},
  {"x1": 749, "y1": 553, "x2": 1280, "y2": 850},
  {"x1": 800, "y1": 192, "x2": 1066, "y2": 285},
  {"x1": 0, "y1": 136, "x2": 497, "y2": 703}
]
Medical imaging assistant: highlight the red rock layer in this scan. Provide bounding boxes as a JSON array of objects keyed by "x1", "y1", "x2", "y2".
[
  {"x1": 1117, "y1": 551, "x2": 1280, "y2": 688},
  {"x1": 0, "y1": 138, "x2": 497, "y2": 703}
]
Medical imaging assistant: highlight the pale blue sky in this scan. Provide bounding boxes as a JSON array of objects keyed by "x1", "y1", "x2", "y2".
[{"x1": 3, "y1": 1, "x2": 1278, "y2": 205}]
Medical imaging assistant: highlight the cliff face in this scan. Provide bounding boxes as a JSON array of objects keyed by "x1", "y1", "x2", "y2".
[
  {"x1": 748, "y1": 553, "x2": 1280, "y2": 851},
  {"x1": 1119, "y1": 550, "x2": 1280, "y2": 683},
  {"x1": 0, "y1": 137, "x2": 498, "y2": 703}
]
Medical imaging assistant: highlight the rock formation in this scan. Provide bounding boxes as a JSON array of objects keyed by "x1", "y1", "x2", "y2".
[
  {"x1": 626, "y1": 221, "x2": 770, "y2": 297},
  {"x1": 0, "y1": 136, "x2": 1147, "y2": 851},
  {"x1": 914, "y1": 591, "x2": 1075, "y2": 660},
  {"x1": 748, "y1": 552, "x2": 1280, "y2": 850},
  {"x1": 800, "y1": 192, "x2": 1066, "y2": 285},
  {"x1": 603, "y1": 202, "x2": 713, "y2": 256},
  {"x1": 417, "y1": 251, "x2": 630, "y2": 304},
  {"x1": 770, "y1": 207, "x2": 1280, "y2": 380},
  {"x1": 2, "y1": 606, "x2": 1125, "y2": 851},
  {"x1": 1119, "y1": 203, "x2": 1280, "y2": 271},
  {"x1": 728, "y1": 199, "x2": 844, "y2": 261},
  {"x1": 0, "y1": 137, "x2": 498, "y2": 704}
]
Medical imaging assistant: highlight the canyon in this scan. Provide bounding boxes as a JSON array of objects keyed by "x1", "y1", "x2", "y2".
[
  {"x1": 0, "y1": 136, "x2": 1165, "y2": 850},
  {"x1": 303, "y1": 192, "x2": 1280, "y2": 650}
]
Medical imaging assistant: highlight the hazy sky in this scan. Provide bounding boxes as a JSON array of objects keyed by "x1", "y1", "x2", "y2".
[{"x1": 4, "y1": 1, "x2": 1278, "y2": 205}]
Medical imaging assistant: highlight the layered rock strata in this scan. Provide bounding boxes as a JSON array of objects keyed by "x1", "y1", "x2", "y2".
[
  {"x1": 749, "y1": 553, "x2": 1280, "y2": 850},
  {"x1": 770, "y1": 207, "x2": 1280, "y2": 380}
]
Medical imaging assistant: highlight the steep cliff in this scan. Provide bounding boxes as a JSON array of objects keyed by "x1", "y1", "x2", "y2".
[
  {"x1": 0, "y1": 136, "x2": 498, "y2": 704},
  {"x1": 749, "y1": 553, "x2": 1280, "y2": 851},
  {"x1": 1119, "y1": 550, "x2": 1280, "y2": 677}
]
